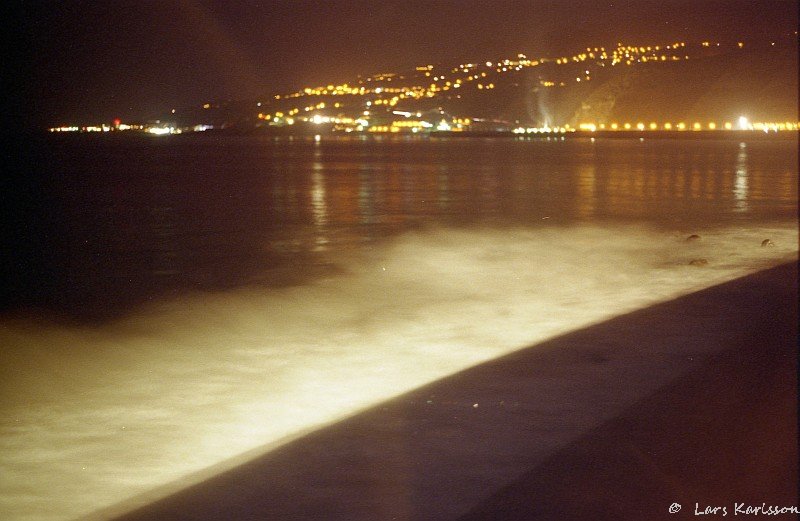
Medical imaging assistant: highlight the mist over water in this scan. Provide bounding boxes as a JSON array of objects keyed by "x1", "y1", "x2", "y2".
[{"x1": 1, "y1": 136, "x2": 797, "y2": 520}]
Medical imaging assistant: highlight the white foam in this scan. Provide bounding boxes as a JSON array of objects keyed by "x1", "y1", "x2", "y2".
[{"x1": 0, "y1": 223, "x2": 796, "y2": 521}]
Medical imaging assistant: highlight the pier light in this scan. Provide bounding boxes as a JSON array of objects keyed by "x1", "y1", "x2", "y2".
[
  {"x1": 611, "y1": 123, "x2": 618, "y2": 130},
  {"x1": 738, "y1": 116, "x2": 750, "y2": 130},
  {"x1": 677, "y1": 122, "x2": 686, "y2": 130},
  {"x1": 649, "y1": 122, "x2": 657, "y2": 130},
  {"x1": 624, "y1": 123, "x2": 631, "y2": 129},
  {"x1": 724, "y1": 122, "x2": 733, "y2": 130},
  {"x1": 692, "y1": 122, "x2": 702, "y2": 130},
  {"x1": 636, "y1": 123, "x2": 645, "y2": 130},
  {"x1": 708, "y1": 122, "x2": 716, "y2": 130},
  {"x1": 664, "y1": 123, "x2": 672, "y2": 130}
]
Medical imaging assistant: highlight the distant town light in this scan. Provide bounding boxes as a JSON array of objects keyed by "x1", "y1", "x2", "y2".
[
  {"x1": 738, "y1": 116, "x2": 750, "y2": 130},
  {"x1": 436, "y1": 120, "x2": 452, "y2": 131}
]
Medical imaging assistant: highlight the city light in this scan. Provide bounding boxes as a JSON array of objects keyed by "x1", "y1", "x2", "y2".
[
  {"x1": 436, "y1": 120, "x2": 452, "y2": 131},
  {"x1": 147, "y1": 126, "x2": 179, "y2": 135},
  {"x1": 567, "y1": 119, "x2": 798, "y2": 134},
  {"x1": 739, "y1": 116, "x2": 751, "y2": 130}
]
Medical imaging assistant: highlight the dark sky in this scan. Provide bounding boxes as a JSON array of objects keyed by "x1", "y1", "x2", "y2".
[{"x1": 12, "y1": 0, "x2": 798, "y2": 127}]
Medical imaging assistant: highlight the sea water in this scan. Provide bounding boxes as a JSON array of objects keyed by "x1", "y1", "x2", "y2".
[{"x1": 1, "y1": 135, "x2": 797, "y2": 520}]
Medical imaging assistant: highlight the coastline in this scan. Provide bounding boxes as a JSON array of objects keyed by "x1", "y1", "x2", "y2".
[
  {"x1": 33, "y1": 127, "x2": 800, "y2": 141},
  {"x1": 100, "y1": 261, "x2": 798, "y2": 521}
]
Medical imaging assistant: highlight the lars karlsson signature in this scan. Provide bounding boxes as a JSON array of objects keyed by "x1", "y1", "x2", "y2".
[{"x1": 676, "y1": 502, "x2": 800, "y2": 516}]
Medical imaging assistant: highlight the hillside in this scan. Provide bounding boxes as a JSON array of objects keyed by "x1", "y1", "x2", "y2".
[
  {"x1": 562, "y1": 46, "x2": 798, "y2": 126},
  {"x1": 149, "y1": 38, "x2": 798, "y2": 131},
  {"x1": 441, "y1": 44, "x2": 798, "y2": 127}
]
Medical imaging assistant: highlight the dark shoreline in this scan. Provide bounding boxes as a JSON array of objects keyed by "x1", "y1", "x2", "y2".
[
  {"x1": 429, "y1": 129, "x2": 799, "y2": 141},
  {"x1": 30, "y1": 128, "x2": 800, "y2": 141}
]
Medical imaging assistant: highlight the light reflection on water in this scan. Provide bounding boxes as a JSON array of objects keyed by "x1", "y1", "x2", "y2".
[
  {"x1": 734, "y1": 142, "x2": 749, "y2": 212},
  {"x1": 0, "y1": 135, "x2": 797, "y2": 520}
]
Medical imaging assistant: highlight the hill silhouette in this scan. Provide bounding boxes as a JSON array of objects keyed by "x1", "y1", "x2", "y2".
[
  {"x1": 151, "y1": 39, "x2": 798, "y2": 131},
  {"x1": 440, "y1": 43, "x2": 797, "y2": 127}
]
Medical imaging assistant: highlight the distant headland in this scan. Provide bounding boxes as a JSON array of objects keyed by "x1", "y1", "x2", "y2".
[{"x1": 49, "y1": 33, "x2": 798, "y2": 137}]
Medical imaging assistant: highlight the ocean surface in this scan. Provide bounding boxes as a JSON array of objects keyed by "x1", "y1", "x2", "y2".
[{"x1": 1, "y1": 134, "x2": 797, "y2": 520}]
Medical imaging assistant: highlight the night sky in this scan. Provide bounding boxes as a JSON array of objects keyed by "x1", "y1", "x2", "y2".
[{"x1": 11, "y1": 0, "x2": 798, "y2": 128}]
